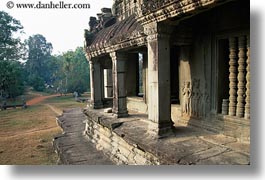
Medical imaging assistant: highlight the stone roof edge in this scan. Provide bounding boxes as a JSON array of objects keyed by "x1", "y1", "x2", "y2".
[{"x1": 85, "y1": 34, "x2": 147, "y2": 59}]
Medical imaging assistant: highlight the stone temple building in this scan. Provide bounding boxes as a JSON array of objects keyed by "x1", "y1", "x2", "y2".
[{"x1": 83, "y1": 0, "x2": 250, "y2": 165}]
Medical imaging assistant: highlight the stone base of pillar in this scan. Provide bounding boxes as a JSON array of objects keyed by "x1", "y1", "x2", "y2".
[
  {"x1": 148, "y1": 120, "x2": 174, "y2": 138},
  {"x1": 112, "y1": 109, "x2": 128, "y2": 118},
  {"x1": 92, "y1": 101, "x2": 103, "y2": 109}
]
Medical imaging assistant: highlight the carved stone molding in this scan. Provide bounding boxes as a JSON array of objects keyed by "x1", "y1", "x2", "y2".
[
  {"x1": 86, "y1": 36, "x2": 147, "y2": 58},
  {"x1": 144, "y1": 22, "x2": 173, "y2": 42},
  {"x1": 144, "y1": 21, "x2": 173, "y2": 35},
  {"x1": 110, "y1": 51, "x2": 127, "y2": 63},
  {"x1": 138, "y1": 0, "x2": 232, "y2": 25}
]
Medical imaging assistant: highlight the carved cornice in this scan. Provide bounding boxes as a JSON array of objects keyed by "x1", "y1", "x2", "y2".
[
  {"x1": 137, "y1": 0, "x2": 233, "y2": 25},
  {"x1": 110, "y1": 51, "x2": 127, "y2": 62},
  {"x1": 141, "y1": 0, "x2": 180, "y2": 15},
  {"x1": 144, "y1": 21, "x2": 174, "y2": 41},
  {"x1": 144, "y1": 22, "x2": 173, "y2": 36}
]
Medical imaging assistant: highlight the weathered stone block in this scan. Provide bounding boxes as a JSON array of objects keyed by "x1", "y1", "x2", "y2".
[
  {"x1": 133, "y1": 147, "x2": 146, "y2": 157},
  {"x1": 134, "y1": 154, "x2": 147, "y2": 165},
  {"x1": 96, "y1": 144, "x2": 103, "y2": 151},
  {"x1": 99, "y1": 126, "x2": 112, "y2": 137},
  {"x1": 98, "y1": 140, "x2": 111, "y2": 150},
  {"x1": 127, "y1": 152, "x2": 136, "y2": 164},
  {"x1": 116, "y1": 153, "x2": 128, "y2": 164},
  {"x1": 118, "y1": 138, "x2": 133, "y2": 150},
  {"x1": 112, "y1": 134, "x2": 121, "y2": 143},
  {"x1": 118, "y1": 146, "x2": 131, "y2": 157}
]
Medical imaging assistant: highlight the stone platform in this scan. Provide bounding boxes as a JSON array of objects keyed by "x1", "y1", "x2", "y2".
[
  {"x1": 53, "y1": 107, "x2": 250, "y2": 165},
  {"x1": 83, "y1": 108, "x2": 250, "y2": 165}
]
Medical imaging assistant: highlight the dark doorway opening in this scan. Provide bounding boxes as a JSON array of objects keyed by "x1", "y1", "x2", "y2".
[
  {"x1": 217, "y1": 39, "x2": 230, "y2": 113},
  {"x1": 170, "y1": 46, "x2": 180, "y2": 104}
]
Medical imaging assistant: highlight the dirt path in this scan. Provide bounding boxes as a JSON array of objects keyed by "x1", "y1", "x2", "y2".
[
  {"x1": 0, "y1": 126, "x2": 59, "y2": 138},
  {"x1": 26, "y1": 94, "x2": 59, "y2": 106},
  {"x1": 45, "y1": 104, "x2": 62, "y2": 116}
]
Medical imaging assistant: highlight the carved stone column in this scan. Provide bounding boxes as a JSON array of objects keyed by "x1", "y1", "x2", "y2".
[
  {"x1": 104, "y1": 69, "x2": 113, "y2": 98},
  {"x1": 144, "y1": 22, "x2": 173, "y2": 136},
  {"x1": 110, "y1": 52, "x2": 128, "y2": 118},
  {"x1": 228, "y1": 37, "x2": 237, "y2": 116},
  {"x1": 244, "y1": 36, "x2": 250, "y2": 119},
  {"x1": 89, "y1": 59, "x2": 103, "y2": 109},
  {"x1": 236, "y1": 36, "x2": 246, "y2": 118},
  {"x1": 142, "y1": 53, "x2": 148, "y2": 104}
]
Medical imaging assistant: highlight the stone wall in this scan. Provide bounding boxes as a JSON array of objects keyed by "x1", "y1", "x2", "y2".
[
  {"x1": 82, "y1": 108, "x2": 250, "y2": 165},
  {"x1": 174, "y1": 0, "x2": 250, "y2": 143},
  {"x1": 177, "y1": 115, "x2": 250, "y2": 143},
  {"x1": 83, "y1": 109, "x2": 159, "y2": 165},
  {"x1": 127, "y1": 97, "x2": 148, "y2": 114}
]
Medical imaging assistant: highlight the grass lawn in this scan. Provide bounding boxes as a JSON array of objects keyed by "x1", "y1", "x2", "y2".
[{"x1": 0, "y1": 93, "x2": 89, "y2": 165}]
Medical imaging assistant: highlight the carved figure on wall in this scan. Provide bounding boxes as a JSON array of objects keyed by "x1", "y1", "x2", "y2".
[
  {"x1": 191, "y1": 79, "x2": 201, "y2": 118},
  {"x1": 182, "y1": 81, "x2": 192, "y2": 116}
]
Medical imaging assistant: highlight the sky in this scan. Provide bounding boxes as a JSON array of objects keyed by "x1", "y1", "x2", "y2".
[{"x1": 0, "y1": 0, "x2": 113, "y2": 54}]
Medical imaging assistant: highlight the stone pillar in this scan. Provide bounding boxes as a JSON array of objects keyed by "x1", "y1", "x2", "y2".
[
  {"x1": 142, "y1": 53, "x2": 148, "y2": 104},
  {"x1": 110, "y1": 52, "x2": 128, "y2": 118},
  {"x1": 89, "y1": 59, "x2": 103, "y2": 109},
  {"x1": 228, "y1": 37, "x2": 237, "y2": 116},
  {"x1": 244, "y1": 35, "x2": 250, "y2": 119},
  {"x1": 144, "y1": 22, "x2": 173, "y2": 136},
  {"x1": 104, "y1": 69, "x2": 113, "y2": 98},
  {"x1": 236, "y1": 36, "x2": 246, "y2": 118}
]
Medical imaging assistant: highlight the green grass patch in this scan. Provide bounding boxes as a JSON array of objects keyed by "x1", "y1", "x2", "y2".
[{"x1": 0, "y1": 105, "x2": 49, "y2": 133}]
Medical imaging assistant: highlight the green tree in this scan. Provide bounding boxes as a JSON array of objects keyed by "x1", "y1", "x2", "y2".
[
  {"x1": 25, "y1": 34, "x2": 53, "y2": 91},
  {"x1": 53, "y1": 47, "x2": 90, "y2": 94},
  {"x1": 66, "y1": 47, "x2": 90, "y2": 94},
  {"x1": 0, "y1": 11, "x2": 24, "y2": 61},
  {"x1": 0, "y1": 11, "x2": 25, "y2": 98},
  {"x1": 0, "y1": 61, "x2": 25, "y2": 98}
]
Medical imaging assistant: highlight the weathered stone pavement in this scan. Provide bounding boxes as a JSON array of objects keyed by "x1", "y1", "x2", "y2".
[
  {"x1": 53, "y1": 108, "x2": 113, "y2": 165},
  {"x1": 84, "y1": 108, "x2": 250, "y2": 165},
  {"x1": 54, "y1": 108, "x2": 250, "y2": 165}
]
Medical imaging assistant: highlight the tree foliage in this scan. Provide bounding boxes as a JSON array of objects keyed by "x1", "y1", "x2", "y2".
[
  {"x1": 0, "y1": 11, "x2": 25, "y2": 98},
  {"x1": 24, "y1": 35, "x2": 90, "y2": 94},
  {"x1": 0, "y1": 11, "x2": 25, "y2": 61},
  {"x1": 25, "y1": 34, "x2": 53, "y2": 91},
  {"x1": 1, "y1": 11, "x2": 90, "y2": 98},
  {"x1": 54, "y1": 47, "x2": 90, "y2": 94}
]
